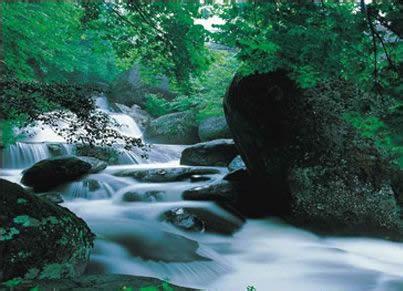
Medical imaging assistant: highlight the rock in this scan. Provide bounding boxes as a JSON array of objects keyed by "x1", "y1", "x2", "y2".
[
  {"x1": 21, "y1": 157, "x2": 92, "y2": 192},
  {"x1": 143, "y1": 112, "x2": 199, "y2": 145},
  {"x1": 198, "y1": 116, "x2": 232, "y2": 141},
  {"x1": 109, "y1": 64, "x2": 174, "y2": 107},
  {"x1": 122, "y1": 190, "x2": 165, "y2": 202},
  {"x1": 183, "y1": 180, "x2": 238, "y2": 203},
  {"x1": 223, "y1": 168, "x2": 249, "y2": 182},
  {"x1": 74, "y1": 144, "x2": 119, "y2": 165},
  {"x1": 2, "y1": 274, "x2": 195, "y2": 290},
  {"x1": 83, "y1": 179, "x2": 101, "y2": 192},
  {"x1": 288, "y1": 166, "x2": 400, "y2": 235},
  {"x1": 77, "y1": 156, "x2": 107, "y2": 173},
  {"x1": 115, "y1": 166, "x2": 220, "y2": 183},
  {"x1": 228, "y1": 155, "x2": 246, "y2": 172},
  {"x1": 163, "y1": 208, "x2": 205, "y2": 232},
  {"x1": 47, "y1": 144, "x2": 64, "y2": 156},
  {"x1": 162, "y1": 207, "x2": 244, "y2": 235},
  {"x1": 36, "y1": 192, "x2": 64, "y2": 204},
  {"x1": 0, "y1": 179, "x2": 94, "y2": 282},
  {"x1": 224, "y1": 70, "x2": 401, "y2": 233},
  {"x1": 190, "y1": 175, "x2": 211, "y2": 182},
  {"x1": 115, "y1": 103, "x2": 152, "y2": 131},
  {"x1": 180, "y1": 139, "x2": 238, "y2": 167}
]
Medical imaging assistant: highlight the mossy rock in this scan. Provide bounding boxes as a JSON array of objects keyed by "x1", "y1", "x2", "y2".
[
  {"x1": 74, "y1": 145, "x2": 119, "y2": 165},
  {"x1": 0, "y1": 179, "x2": 95, "y2": 282}
]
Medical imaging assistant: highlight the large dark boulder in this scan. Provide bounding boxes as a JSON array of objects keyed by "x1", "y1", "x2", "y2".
[
  {"x1": 21, "y1": 157, "x2": 92, "y2": 192},
  {"x1": 143, "y1": 112, "x2": 199, "y2": 145},
  {"x1": 109, "y1": 64, "x2": 174, "y2": 107},
  {"x1": 198, "y1": 116, "x2": 232, "y2": 141},
  {"x1": 180, "y1": 139, "x2": 238, "y2": 167},
  {"x1": 224, "y1": 70, "x2": 401, "y2": 235},
  {"x1": 0, "y1": 179, "x2": 94, "y2": 282}
]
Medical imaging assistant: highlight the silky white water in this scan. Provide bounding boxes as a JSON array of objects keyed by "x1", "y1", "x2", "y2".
[{"x1": 1, "y1": 99, "x2": 402, "y2": 291}]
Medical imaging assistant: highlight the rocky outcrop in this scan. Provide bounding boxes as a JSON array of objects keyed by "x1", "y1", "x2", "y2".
[
  {"x1": 74, "y1": 144, "x2": 119, "y2": 165},
  {"x1": 143, "y1": 112, "x2": 199, "y2": 145},
  {"x1": 0, "y1": 179, "x2": 94, "y2": 282},
  {"x1": 180, "y1": 139, "x2": 238, "y2": 167},
  {"x1": 224, "y1": 70, "x2": 401, "y2": 234},
  {"x1": 115, "y1": 103, "x2": 152, "y2": 131},
  {"x1": 109, "y1": 64, "x2": 174, "y2": 107},
  {"x1": 122, "y1": 190, "x2": 165, "y2": 202},
  {"x1": 76, "y1": 156, "x2": 107, "y2": 173},
  {"x1": 1, "y1": 274, "x2": 195, "y2": 290},
  {"x1": 228, "y1": 155, "x2": 246, "y2": 172},
  {"x1": 198, "y1": 116, "x2": 232, "y2": 141},
  {"x1": 115, "y1": 166, "x2": 219, "y2": 183},
  {"x1": 21, "y1": 157, "x2": 92, "y2": 192}
]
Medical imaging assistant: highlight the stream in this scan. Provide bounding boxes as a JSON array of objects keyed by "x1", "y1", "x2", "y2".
[{"x1": 1, "y1": 97, "x2": 403, "y2": 291}]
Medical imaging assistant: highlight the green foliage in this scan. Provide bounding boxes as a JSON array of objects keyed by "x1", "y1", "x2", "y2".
[
  {"x1": 344, "y1": 112, "x2": 403, "y2": 168},
  {"x1": 145, "y1": 94, "x2": 174, "y2": 117},
  {"x1": 2, "y1": 1, "x2": 118, "y2": 84}
]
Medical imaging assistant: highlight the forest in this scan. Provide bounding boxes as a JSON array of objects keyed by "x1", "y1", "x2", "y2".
[{"x1": 0, "y1": 1, "x2": 402, "y2": 290}]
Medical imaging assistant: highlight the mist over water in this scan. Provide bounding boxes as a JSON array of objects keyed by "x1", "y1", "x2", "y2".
[{"x1": 1, "y1": 98, "x2": 403, "y2": 290}]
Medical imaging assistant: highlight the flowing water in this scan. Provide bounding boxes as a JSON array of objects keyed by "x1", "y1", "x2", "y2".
[{"x1": 1, "y1": 97, "x2": 403, "y2": 290}]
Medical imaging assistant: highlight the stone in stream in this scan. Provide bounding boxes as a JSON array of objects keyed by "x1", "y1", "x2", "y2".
[
  {"x1": 227, "y1": 155, "x2": 246, "y2": 172},
  {"x1": 183, "y1": 180, "x2": 238, "y2": 203},
  {"x1": 21, "y1": 156, "x2": 92, "y2": 192},
  {"x1": 0, "y1": 179, "x2": 95, "y2": 282},
  {"x1": 162, "y1": 207, "x2": 244, "y2": 235},
  {"x1": 74, "y1": 144, "x2": 120, "y2": 165},
  {"x1": 47, "y1": 143, "x2": 64, "y2": 156},
  {"x1": 180, "y1": 139, "x2": 238, "y2": 167},
  {"x1": 115, "y1": 166, "x2": 220, "y2": 183},
  {"x1": 36, "y1": 192, "x2": 64, "y2": 204},
  {"x1": 143, "y1": 111, "x2": 200, "y2": 145},
  {"x1": 122, "y1": 190, "x2": 165, "y2": 202},
  {"x1": 198, "y1": 116, "x2": 232, "y2": 141},
  {"x1": 77, "y1": 156, "x2": 108, "y2": 174},
  {"x1": 2, "y1": 274, "x2": 196, "y2": 291}
]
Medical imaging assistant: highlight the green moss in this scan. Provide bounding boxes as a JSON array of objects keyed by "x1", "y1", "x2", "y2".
[
  {"x1": 3, "y1": 278, "x2": 23, "y2": 287},
  {"x1": 0, "y1": 227, "x2": 20, "y2": 240},
  {"x1": 17, "y1": 198, "x2": 28, "y2": 204},
  {"x1": 25, "y1": 268, "x2": 40, "y2": 279},
  {"x1": 13, "y1": 215, "x2": 40, "y2": 227}
]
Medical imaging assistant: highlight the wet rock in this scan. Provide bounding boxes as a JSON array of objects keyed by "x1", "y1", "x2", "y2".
[
  {"x1": 223, "y1": 168, "x2": 249, "y2": 182},
  {"x1": 122, "y1": 190, "x2": 165, "y2": 202},
  {"x1": 3, "y1": 274, "x2": 195, "y2": 291},
  {"x1": 21, "y1": 156, "x2": 92, "y2": 192},
  {"x1": 228, "y1": 155, "x2": 246, "y2": 172},
  {"x1": 83, "y1": 179, "x2": 101, "y2": 192},
  {"x1": 183, "y1": 180, "x2": 238, "y2": 203},
  {"x1": 143, "y1": 112, "x2": 199, "y2": 145},
  {"x1": 47, "y1": 144, "x2": 64, "y2": 156},
  {"x1": 198, "y1": 116, "x2": 232, "y2": 141},
  {"x1": 163, "y1": 208, "x2": 205, "y2": 232},
  {"x1": 190, "y1": 175, "x2": 211, "y2": 182},
  {"x1": 115, "y1": 103, "x2": 152, "y2": 131},
  {"x1": 0, "y1": 179, "x2": 94, "y2": 282},
  {"x1": 77, "y1": 156, "x2": 107, "y2": 173},
  {"x1": 36, "y1": 192, "x2": 64, "y2": 204},
  {"x1": 115, "y1": 166, "x2": 220, "y2": 183},
  {"x1": 162, "y1": 207, "x2": 244, "y2": 235},
  {"x1": 180, "y1": 139, "x2": 238, "y2": 167},
  {"x1": 288, "y1": 166, "x2": 400, "y2": 234},
  {"x1": 74, "y1": 144, "x2": 119, "y2": 165}
]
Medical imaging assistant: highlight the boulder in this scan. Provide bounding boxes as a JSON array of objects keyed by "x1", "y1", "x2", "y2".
[
  {"x1": 143, "y1": 112, "x2": 199, "y2": 145},
  {"x1": 109, "y1": 64, "x2": 174, "y2": 107},
  {"x1": 180, "y1": 139, "x2": 238, "y2": 167},
  {"x1": 77, "y1": 156, "x2": 107, "y2": 173},
  {"x1": 162, "y1": 207, "x2": 244, "y2": 235},
  {"x1": 74, "y1": 144, "x2": 119, "y2": 165},
  {"x1": 228, "y1": 155, "x2": 246, "y2": 172},
  {"x1": 198, "y1": 116, "x2": 232, "y2": 141},
  {"x1": 21, "y1": 157, "x2": 92, "y2": 192},
  {"x1": 2, "y1": 274, "x2": 195, "y2": 290},
  {"x1": 288, "y1": 166, "x2": 400, "y2": 234},
  {"x1": 183, "y1": 180, "x2": 238, "y2": 203},
  {"x1": 47, "y1": 144, "x2": 64, "y2": 156},
  {"x1": 115, "y1": 166, "x2": 220, "y2": 183},
  {"x1": 115, "y1": 103, "x2": 152, "y2": 131},
  {"x1": 224, "y1": 70, "x2": 401, "y2": 234},
  {"x1": 36, "y1": 192, "x2": 64, "y2": 204},
  {"x1": 0, "y1": 179, "x2": 94, "y2": 282},
  {"x1": 122, "y1": 190, "x2": 165, "y2": 202}
]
